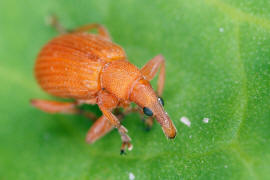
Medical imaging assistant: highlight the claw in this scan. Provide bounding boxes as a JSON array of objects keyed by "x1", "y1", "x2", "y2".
[
  {"x1": 120, "y1": 141, "x2": 133, "y2": 155},
  {"x1": 118, "y1": 125, "x2": 132, "y2": 155},
  {"x1": 127, "y1": 142, "x2": 133, "y2": 151},
  {"x1": 145, "y1": 125, "x2": 151, "y2": 132},
  {"x1": 120, "y1": 149, "x2": 126, "y2": 155}
]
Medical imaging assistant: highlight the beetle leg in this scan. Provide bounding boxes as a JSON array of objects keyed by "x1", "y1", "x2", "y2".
[
  {"x1": 30, "y1": 99, "x2": 78, "y2": 114},
  {"x1": 46, "y1": 14, "x2": 68, "y2": 34},
  {"x1": 140, "y1": 55, "x2": 166, "y2": 130},
  {"x1": 140, "y1": 54, "x2": 166, "y2": 96},
  {"x1": 30, "y1": 99, "x2": 97, "y2": 120},
  {"x1": 99, "y1": 106, "x2": 133, "y2": 154},
  {"x1": 72, "y1": 24, "x2": 111, "y2": 40},
  {"x1": 85, "y1": 115, "x2": 114, "y2": 143},
  {"x1": 46, "y1": 15, "x2": 110, "y2": 40},
  {"x1": 97, "y1": 90, "x2": 132, "y2": 154},
  {"x1": 85, "y1": 107, "x2": 133, "y2": 145},
  {"x1": 144, "y1": 117, "x2": 154, "y2": 131}
]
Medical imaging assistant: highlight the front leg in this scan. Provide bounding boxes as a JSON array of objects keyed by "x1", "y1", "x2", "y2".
[
  {"x1": 141, "y1": 54, "x2": 166, "y2": 96},
  {"x1": 139, "y1": 55, "x2": 166, "y2": 130},
  {"x1": 97, "y1": 90, "x2": 132, "y2": 154}
]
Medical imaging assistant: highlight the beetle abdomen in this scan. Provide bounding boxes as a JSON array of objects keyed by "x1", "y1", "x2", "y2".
[{"x1": 35, "y1": 33, "x2": 126, "y2": 99}]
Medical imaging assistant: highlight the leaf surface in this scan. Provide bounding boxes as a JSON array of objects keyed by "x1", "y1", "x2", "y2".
[{"x1": 0, "y1": 0, "x2": 270, "y2": 179}]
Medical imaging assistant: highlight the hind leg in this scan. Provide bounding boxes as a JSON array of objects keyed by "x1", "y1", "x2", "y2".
[
  {"x1": 30, "y1": 99, "x2": 97, "y2": 120},
  {"x1": 46, "y1": 14, "x2": 67, "y2": 34},
  {"x1": 31, "y1": 99, "x2": 78, "y2": 114},
  {"x1": 46, "y1": 14, "x2": 110, "y2": 40},
  {"x1": 72, "y1": 23, "x2": 111, "y2": 40}
]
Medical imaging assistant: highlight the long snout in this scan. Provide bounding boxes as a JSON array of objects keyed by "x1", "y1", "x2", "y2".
[
  {"x1": 129, "y1": 79, "x2": 177, "y2": 139},
  {"x1": 153, "y1": 104, "x2": 177, "y2": 139}
]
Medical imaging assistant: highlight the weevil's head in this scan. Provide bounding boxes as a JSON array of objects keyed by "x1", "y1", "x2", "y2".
[{"x1": 129, "y1": 79, "x2": 177, "y2": 139}]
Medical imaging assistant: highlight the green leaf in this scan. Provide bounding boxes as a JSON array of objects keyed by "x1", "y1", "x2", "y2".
[{"x1": 0, "y1": 0, "x2": 270, "y2": 179}]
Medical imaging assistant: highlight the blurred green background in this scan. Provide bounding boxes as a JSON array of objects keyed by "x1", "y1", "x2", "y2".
[{"x1": 0, "y1": 0, "x2": 270, "y2": 179}]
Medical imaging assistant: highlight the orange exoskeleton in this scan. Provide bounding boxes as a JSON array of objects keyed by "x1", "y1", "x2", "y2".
[{"x1": 31, "y1": 16, "x2": 177, "y2": 154}]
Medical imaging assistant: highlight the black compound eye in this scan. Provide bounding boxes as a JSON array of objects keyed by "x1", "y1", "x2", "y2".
[
  {"x1": 158, "y1": 97, "x2": 164, "y2": 106},
  {"x1": 143, "y1": 107, "x2": 153, "y2": 116}
]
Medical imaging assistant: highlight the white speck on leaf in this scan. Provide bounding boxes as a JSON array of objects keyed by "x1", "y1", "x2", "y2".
[
  {"x1": 129, "y1": 172, "x2": 135, "y2": 180},
  {"x1": 180, "y1": 116, "x2": 191, "y2": 127},
  {"x1": 203, "y1": 118, "x2": 209, "y2": 123},
  {"x1": 189, "y1": 135, "x2": 192, "y2": 139},
  {"x1": 224, "y1": 165, "x2": 228, "y2": 168},
  {"x1": 219, "y1": 27, "x2": 224, "y2": 32}
]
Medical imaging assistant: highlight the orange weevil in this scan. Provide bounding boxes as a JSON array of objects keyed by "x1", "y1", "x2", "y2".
[{"x1": 31, "y1": 16, "x2": 177, "y2": 154}]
